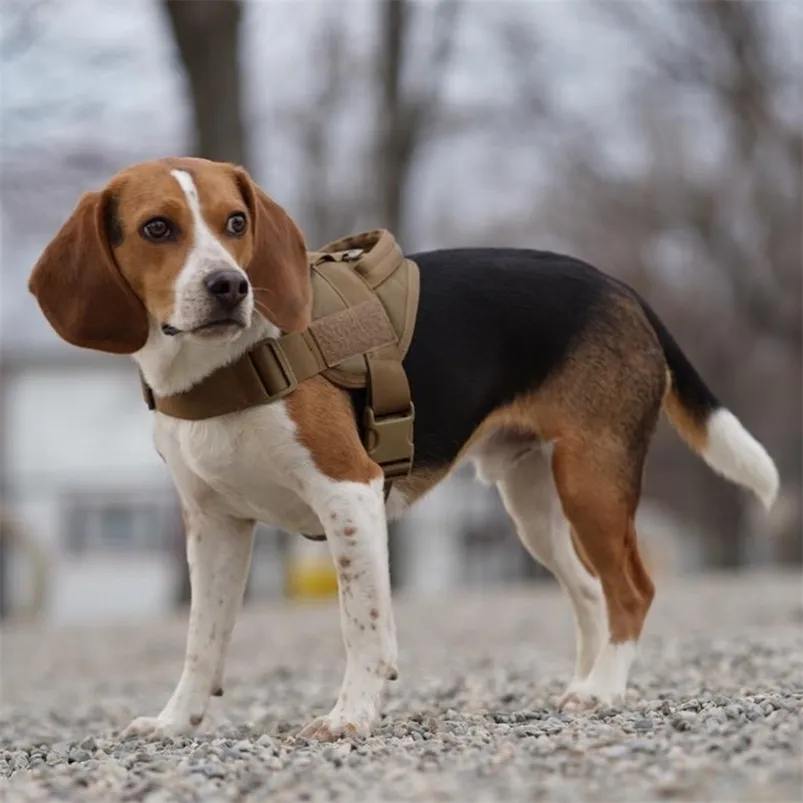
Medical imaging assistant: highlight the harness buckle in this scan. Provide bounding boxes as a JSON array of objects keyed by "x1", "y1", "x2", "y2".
[{"x1": 363, "y1": 404, "x2": 415, "y2": 479}]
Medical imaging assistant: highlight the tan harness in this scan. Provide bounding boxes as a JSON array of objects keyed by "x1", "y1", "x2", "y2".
[{"x1": 141, "y1": 229, "x2": 420, "y2": 499}]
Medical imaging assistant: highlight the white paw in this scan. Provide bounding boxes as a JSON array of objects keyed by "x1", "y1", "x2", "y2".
[
  {"x1": 297, "y1": 707, "x2": 377, "y2": 742},
  {"x1": 120, "y1": 714, "x2": 200, "y2": 741},
  {"x1": 557, "y1": 682, "x2": 623, "y2": 711}
]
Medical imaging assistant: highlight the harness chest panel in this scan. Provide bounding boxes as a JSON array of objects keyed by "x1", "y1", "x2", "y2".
[{"x1": 141, "y1": 229, "x2": 420, "y2": 488}]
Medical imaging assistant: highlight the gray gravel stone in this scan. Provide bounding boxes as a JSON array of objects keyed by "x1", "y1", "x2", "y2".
[{"x1": 2, "y1": 572, "x2": 801, "y2": 801}]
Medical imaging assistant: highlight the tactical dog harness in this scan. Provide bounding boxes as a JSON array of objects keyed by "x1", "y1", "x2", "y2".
[{"x1": 141, "y1": 229, "x2": 419, "y2": 509}]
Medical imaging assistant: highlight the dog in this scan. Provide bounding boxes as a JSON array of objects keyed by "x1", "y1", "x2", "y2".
[{"x1": 28, "y1": 157, "x2": 779, "y2": 742}]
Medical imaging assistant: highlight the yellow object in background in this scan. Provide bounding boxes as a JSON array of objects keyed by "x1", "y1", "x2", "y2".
[{"x1": 284, "y1": 536, "x2": 339, "y2": 599}]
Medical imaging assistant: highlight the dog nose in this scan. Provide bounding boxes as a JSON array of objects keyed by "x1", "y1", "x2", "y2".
[{"x1": 205, "y1": 269, "x2": 249, "y2": 308}]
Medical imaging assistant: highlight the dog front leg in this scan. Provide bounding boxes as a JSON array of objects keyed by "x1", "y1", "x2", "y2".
[
  {"x1": 121, "y1": 511, "x2": 254, "y2": 740},
  {"x1": 298, "y1": 477, "x2": 398, "y2": 741}
]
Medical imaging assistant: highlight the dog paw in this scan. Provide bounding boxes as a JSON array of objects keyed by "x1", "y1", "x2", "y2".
[
  {"x1": 557, "y1": 684, "x2": 622, "y2": 712},
  {"x1": 557, "y1": 690, "x2": 600, "y2": 712},
  {"x1": 120, "y1": 714, "x2": 199, "y2": 741},
  {"x1": 297, "y1": 709, "x2": 375, "y2": 742}
]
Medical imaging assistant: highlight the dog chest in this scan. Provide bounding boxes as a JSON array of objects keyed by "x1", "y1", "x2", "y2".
[{"x1": 153, "y1": 408, "x2": 325, "y2": 534}]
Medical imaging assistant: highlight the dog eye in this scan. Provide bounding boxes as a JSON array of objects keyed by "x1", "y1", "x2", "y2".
[
  {"x1": 140, "y1": 217, "x2": 175, "y2": 242},
  {"x1": 226, "y1": 212, "x2": 247, "y2": 237}
]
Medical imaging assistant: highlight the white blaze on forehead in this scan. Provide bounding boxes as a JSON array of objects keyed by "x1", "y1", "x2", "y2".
[
  {"x1": 167, "y1": 169, "x2": 251, "y2": 329},
  {"x1": 170, "y1": 168, "x2": 234, "y2": 261},
  {"x1": 171, "y1": 168, "x2": 200, "y2": 204}
]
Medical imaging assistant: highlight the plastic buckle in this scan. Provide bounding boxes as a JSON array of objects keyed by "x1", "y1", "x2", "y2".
[{"x1": 364, "y1": 404, "x2": 415, "y2": 478}]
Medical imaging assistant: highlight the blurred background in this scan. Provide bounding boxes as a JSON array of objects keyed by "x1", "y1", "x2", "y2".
[{"x1": 0, "y1": 0, "x2": 800, "y2": 626}]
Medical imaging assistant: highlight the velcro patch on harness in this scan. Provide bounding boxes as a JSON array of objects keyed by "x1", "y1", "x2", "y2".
[{"x1": 309, "y1": 298, "x2": 397, "y2": 368}]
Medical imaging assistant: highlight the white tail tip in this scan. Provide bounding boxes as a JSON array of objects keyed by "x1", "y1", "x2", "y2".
[{"x1": 703, "y1": 409, "x2": 780, "y2": 510}]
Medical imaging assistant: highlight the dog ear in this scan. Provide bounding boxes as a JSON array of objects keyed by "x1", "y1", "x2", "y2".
[
  {"x1": 234, "y1": 168, "x2": 311, "y2": 333},
  {"x1": 28, "y1": 190, "x2": 149, "y2": 354}
]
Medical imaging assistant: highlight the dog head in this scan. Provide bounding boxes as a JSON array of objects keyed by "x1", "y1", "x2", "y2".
[{"x1": 28, "y1": 157, "x2": 312, "y2": 354}]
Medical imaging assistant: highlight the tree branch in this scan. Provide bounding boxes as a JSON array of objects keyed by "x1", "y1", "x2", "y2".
[
  {"x1": 374, "y1": 0, "x2": 462, "y2": 236},
  {"x1": 163, "y1": 0, "x2": 248, "y2": 167}
]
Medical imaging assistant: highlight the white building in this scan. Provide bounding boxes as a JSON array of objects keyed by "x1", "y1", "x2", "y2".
[
  {"x1": 0, "y1": 335, "x2": 530, "y2": 624},
  {"x1": 1, "y1": 344, "x2": 179, "y2": 623}
]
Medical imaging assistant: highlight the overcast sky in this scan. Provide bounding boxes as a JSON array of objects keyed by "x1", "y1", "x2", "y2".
[{"x1": 2, "y1": 0, "x2": 798, "y2": 354}]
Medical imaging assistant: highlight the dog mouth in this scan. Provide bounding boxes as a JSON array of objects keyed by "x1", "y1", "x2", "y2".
[
  {"x1": 161, "y1": 319, "x2": 246, "y2": 337},
  {"x1": 191, "y1": 319, "x2": 247, "y2": 341},
  {"x1": 195, "y1": 319, "x2": 243, "y2": 332}
]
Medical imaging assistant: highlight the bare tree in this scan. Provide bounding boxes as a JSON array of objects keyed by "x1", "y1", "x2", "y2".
[
  {"x1": 374, "y1": 0, "x2": 461, "y2": 242},
  {"x1": 289, "y1": 11, "x2": 367, "y2": 247},
  {"x1": 520, "y1": 1, "x2": 802, "y2": 565},
  {"x1": 279, "y1": 1, "x2": 464, "y2": 246},
  {"x1": 163, "y1": 0, "x2": 249, "y2": 168},
  {"x1": 601, "y1": 2, "x2": 802, "y2": 351}
]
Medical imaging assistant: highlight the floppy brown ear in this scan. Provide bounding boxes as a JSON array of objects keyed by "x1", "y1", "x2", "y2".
[
  {"x1": 235, "y1": 169, "x2": 311, "y2": 333},
  {"x1": 28, "y1": 190, "x2": 148, "y2": 354}
]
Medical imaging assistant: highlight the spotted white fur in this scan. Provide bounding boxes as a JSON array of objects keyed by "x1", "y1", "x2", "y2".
[
  {"x1": 124, "y1": 172, "x2": 397, "y2": 741},
  {"x1": 123, "y1": 512, "x2": 254, "y2": 737}
]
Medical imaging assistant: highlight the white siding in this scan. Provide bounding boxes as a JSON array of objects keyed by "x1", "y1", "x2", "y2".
[
  {"x1": 4, "y1": 364, "x2": 176, "y2": 623},
  {"x1": 8, "y1": 366, "x2": 166, "y2": 492}
]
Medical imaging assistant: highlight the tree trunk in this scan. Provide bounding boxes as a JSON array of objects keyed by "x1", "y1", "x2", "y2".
[
  {"x1": 375, "y1": 0, "x2": 411, "y2": 239},
  {"x1": 163, "y1": 0, "x2": 249, "y2": 168},
  {"x1": 0, "y1": 368, "x2": 8, "y2": 620},
  {"x1": 697, "y1": 474, "x2": 746, "y2": 569}
]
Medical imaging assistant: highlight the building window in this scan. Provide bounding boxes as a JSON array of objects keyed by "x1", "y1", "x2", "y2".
[{"x1": 61, "y1": 489, "x2": 180, "y2": 555}]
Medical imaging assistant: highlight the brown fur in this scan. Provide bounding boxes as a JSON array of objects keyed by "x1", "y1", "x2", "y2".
[
  {"x1": 28, "y1": 157, "x2": 311, "y2": 354},
  {"x1": 392, "y1": 466, "x2": 450, "y2": 507},
  {"x1": 282, "y1": 292, "x2": 668, "y2": 646},
  {"x1": 570, "y1": 529, "x2": 597, "y2": 578},
  {"x1": 286, "y1": 376, "x2": 383, "y2": 484},
  {"x1": 232, "y1": 166, "x2": 311, "y2": 334},
  {"x1": 112, "y1": 159, "x2": 251, "y2": 326},
  {"x1": 444, "y1": 294, "x2": 666, "y2": 645},
  {"x1": 288, "y1": 291, "x2": 667, "y2": 646},
  {"x1": 27, "y1": 189, "x2": 149, "y2": 353},
  {"x1": 663, "y1": 372, "x2": 709, "y2": 453}
]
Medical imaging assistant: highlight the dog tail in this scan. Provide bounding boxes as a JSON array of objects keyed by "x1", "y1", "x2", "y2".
[{"x1": 640, "y1": 301, "x2": 779, "y2": 511}]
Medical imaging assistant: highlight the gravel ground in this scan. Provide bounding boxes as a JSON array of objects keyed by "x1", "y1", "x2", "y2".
[{"x1": 2, "y1": 571, "x2": 801, "y2": 802}]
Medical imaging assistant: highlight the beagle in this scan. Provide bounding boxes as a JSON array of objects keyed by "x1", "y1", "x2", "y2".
[{"x1": 28, "y1": 157, "x2": 779, "y2": 742}]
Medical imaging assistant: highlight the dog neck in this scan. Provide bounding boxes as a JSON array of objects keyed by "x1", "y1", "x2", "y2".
[{"x1": 133, "y1": 315, "x2": 279, "y2": 397}]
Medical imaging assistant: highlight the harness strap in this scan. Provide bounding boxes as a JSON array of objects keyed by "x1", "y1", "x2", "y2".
[
  {"x1": 364, "y1": 355, "x2": 414, "y2": 481},
  {"x1": 143, "y1": 296, "x2": 396, "y2": 418},
  {"x1": 311, "y1": 229, "x2": 405, "y2": 290},
  {"x1": 142, "y1": 306, "x2": 414, "y2": 490},
  {"x1": 142, "y1": 334, "x2": 316, "y2": 420},
  {"x1": 142, "y1": 228, "x2": 418, "y2": 521}
]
